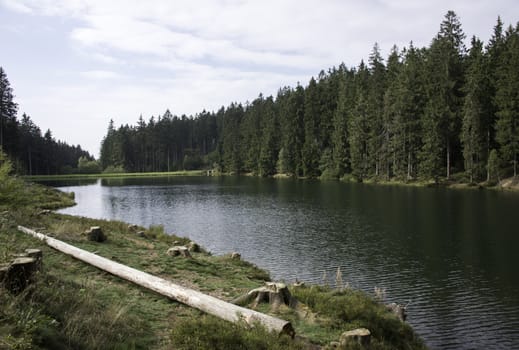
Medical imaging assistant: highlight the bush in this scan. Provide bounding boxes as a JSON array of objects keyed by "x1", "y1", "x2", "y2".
[{"x1": 102, "y1": 165, "x2": 126, "y2": 174}]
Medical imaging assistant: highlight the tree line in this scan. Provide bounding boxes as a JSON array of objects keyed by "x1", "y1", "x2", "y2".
[
  {"x1": 0, "y1": 67, "x2": 94, "y2": 175},
  {"x1": 96, "y1": 12, "x2": 515, "y2": 182}
]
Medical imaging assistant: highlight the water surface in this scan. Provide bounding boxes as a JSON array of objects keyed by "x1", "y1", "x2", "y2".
[{"x1": 49, "y1": 176, "x2": 519, "y2": 349}]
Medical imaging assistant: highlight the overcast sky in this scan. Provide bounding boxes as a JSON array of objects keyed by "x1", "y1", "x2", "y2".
[{"x1": 1, "y1": 0, "x2": 518, "y2": 156}]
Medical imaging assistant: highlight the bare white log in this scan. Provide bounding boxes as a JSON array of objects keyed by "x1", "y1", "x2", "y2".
[{"x1": 17, "y1": 225, "x2": 294, "y2": 336}]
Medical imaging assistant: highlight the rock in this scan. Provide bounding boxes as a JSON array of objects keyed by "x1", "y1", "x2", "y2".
[
  {"x1": 230, "y1": 252, "x2": 241, "y2": 260},
  {"x1": 340, "y1": 328, "x2": 371, "y2": 347},
  {"x1": 85, "y1": 226, "x2": 107, "y2": 242},
  {"x1": 386, "y1": 302, "x2": 407, "y2": 321},
  {"x1": 167, "y1": 246, "x2": 192, "y2": 258},
  {"x1": 188, "y1": 241, "x2": 201, "y2": 252},
  {"x1": 128, "y1": 224, "x2": 138, "y2": 231}
]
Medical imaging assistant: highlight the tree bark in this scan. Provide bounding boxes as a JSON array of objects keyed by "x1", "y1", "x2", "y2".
[{"x1": 17, "y1": 226, "x2": 294, "y2": 336}]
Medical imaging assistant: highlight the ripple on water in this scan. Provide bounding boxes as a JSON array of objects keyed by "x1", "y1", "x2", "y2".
[{"x1": 55, "y1": 178, "x2": 519, "y2": 350}]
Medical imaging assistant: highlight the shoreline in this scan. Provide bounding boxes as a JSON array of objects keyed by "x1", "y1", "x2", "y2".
[{"x1": 27, "y1": 170, "x2": 519, "y2": 193}]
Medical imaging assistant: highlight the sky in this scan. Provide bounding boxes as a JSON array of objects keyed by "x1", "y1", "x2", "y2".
[{"x1": 0, "y1": 0, "x2": 518, "y2": 157}]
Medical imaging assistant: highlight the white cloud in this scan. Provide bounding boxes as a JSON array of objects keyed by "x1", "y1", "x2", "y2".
[{"x1": 80, "y1": 70, "x2": 123, "y2": 80}]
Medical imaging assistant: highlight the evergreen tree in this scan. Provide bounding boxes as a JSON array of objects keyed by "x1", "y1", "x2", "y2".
[
  {"x1": 302, "y1": 78, "x2": 321, "y2": 177},
  {"x1": 0, "y1": 67, "x2": 18, "y2": 155},
  {"x1": 381, "y1": 46, "x2": 402, "y2": 179},
  {"x1": 495, "y1": 25, "x2": 519, "y2": 177},
  {"x1": 367, "y1": 43, "x2": 387, "y2": 177},
  {"x1": 421, "y1": 11, "x2": 466, "y2": 180},
  {"x1": 484, "y1": 18, "x2": 506, "y2": 180},
  {"x1": 348, "y1": 62, "x2": 370, "y2": 181},
  {"x1": 258, "y1": 97, "x2": 279, "y2": 176},
  {"x1": 331, "y1": 65, "x2": 354, "y2": 177},
  {"x1": 461, "y1": 37, "x2": 490, "y2": 182}
]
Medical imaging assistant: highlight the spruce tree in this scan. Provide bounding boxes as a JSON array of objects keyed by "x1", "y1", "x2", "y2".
[
  {"x1": 332, "y1": 65, "x2": 354, "y2": 177},
  {"x1": 0, "y1": 67, "x2": 18, "y2": 155},
  {"x1": 461, "y1": 37, "x2": 489, "y2": 182},
  {"x1": 421, "y1": 11, "x2": 466, "y2": 180},
  {"x1": 302, "y1": 78, "x2": 321, "y2": 177},
  {"x1": 495, "y1": 25, "x2": 519, "y2": 177},
  {"x1": 367, "y1": 43, "x2": 387, "y2": 177}
]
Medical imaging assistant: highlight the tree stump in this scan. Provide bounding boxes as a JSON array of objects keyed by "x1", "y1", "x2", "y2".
[
  {"x1": 25, "y1": 249, "x2": 43, "y2": 271},
  {"x1": 187, "y1": 241, "x2": 201, "y2": 253},
  {"x1": 0, "y1": 264, "x2": 9, "y2": 283},
  {"x1": 5, "y1": 257, "x2": 37, "y2": 293},
  {"x1": 232, "y1": 282, "x2": 297, "y2": 310},
  {"x1": 230, "y1": 252, "x2": 241, "y2": 260},
  {"x1": 167, "y1": 246, "x2": 192, "y2": 258},
  {"x1": 386, "y1": 302, "x2": 407, "y2": 321},
  {"x1": 340, "y1": 328, "x2": 371, "y2": 347},
  {"x1": 85, "y1": 226, "x2": 107, "y2": 242},
  {"x1": 137, "y1": 231, "x2": 147, "y2": 238}
]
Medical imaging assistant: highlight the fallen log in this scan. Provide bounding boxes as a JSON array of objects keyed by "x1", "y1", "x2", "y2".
[{"x1": 17, "y1": 226, "x2": 294, "y2": 336}]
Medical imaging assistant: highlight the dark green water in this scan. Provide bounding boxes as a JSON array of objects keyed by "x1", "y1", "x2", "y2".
[{"x1": 49, "y1": 176, "x2": 519, "y2": 349}]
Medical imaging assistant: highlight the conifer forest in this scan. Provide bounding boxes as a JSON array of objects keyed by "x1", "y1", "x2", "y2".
[{"x1": 2, "y1": 12, "x2": 518, "y2": 182}]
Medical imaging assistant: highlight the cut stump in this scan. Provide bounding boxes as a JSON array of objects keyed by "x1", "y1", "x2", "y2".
[
  {"x1": 340, "y1": 328, "x2": 371, "y2": 347},
  {"x1": 85, "y1": 226, "x2": 107, "y2": 242},
  {"x1": 386, "y1": 302, "x2": 407, "y2": 321},
  {"x1": 232, "y1": 282, "x2": 297, "y2": 310},
  {"x1": 4, "y1": 257, "x2": 37, "y2": 293},
  {"x1": 25, "y1": 249, "x2": 43, "y2": 271},
  {"x1": 187, "y1": 241, "x2": 201, "y2": 253},
  {"x1": 167, "y1": 246, "x2": 192, "y2": 258}
]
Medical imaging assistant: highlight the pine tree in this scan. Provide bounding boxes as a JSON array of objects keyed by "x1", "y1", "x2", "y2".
[
  {"x1": 331, "y1": 65, "x2": 354, "y2": 177},
  {"x1": 258, "y1": 97, "x2": 279, "y2": 176},
  {"x1": 367, "y1": 43, "x2": 387, "y2": 177},
  {"x1": 382, "y1": 45, "x2": 402, "y2": 179},
  {"x1": 421, "y1": 11, "x2": 466, "y2": 180},
  {"x1": 461, "y1": 37, "x2": 489, "y2": 182},
  {"x1": 302, "y1": 78, "x2": 321, "y2": 177},
  {"x1": 495, "y1": 25, "x2": 519, "y2": 177},
  {"x1": 348, "y1": 62, "x2": 370, "y2": 181},
  {"x1": 484, "y1": 17, "x2": 505, "y2": 181},
  {"x1": 0, "y1": 67, "x2": 19, "y2": 154}
]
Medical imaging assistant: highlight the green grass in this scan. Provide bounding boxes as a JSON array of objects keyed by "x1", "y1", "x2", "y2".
[{"x1": 24, "y1": 170, "x2": 206, "y2": 181}]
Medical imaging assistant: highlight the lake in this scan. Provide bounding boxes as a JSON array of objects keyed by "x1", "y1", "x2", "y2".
[{"x1": 47, "y1": 176, "x2": 519, "y2": 349}]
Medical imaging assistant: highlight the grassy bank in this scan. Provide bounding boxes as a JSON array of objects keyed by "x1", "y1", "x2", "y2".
[
  {"x1": 24, "y1": 170, "x2": 206, "y2": 182},
  {"x1": 0, "y1": 176, "x2": 426, "y2": 349}
]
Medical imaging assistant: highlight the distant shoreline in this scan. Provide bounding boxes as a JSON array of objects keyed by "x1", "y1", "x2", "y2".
[{"x1": 25, "y1": 170, "x2": 519, "y2": 192}]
